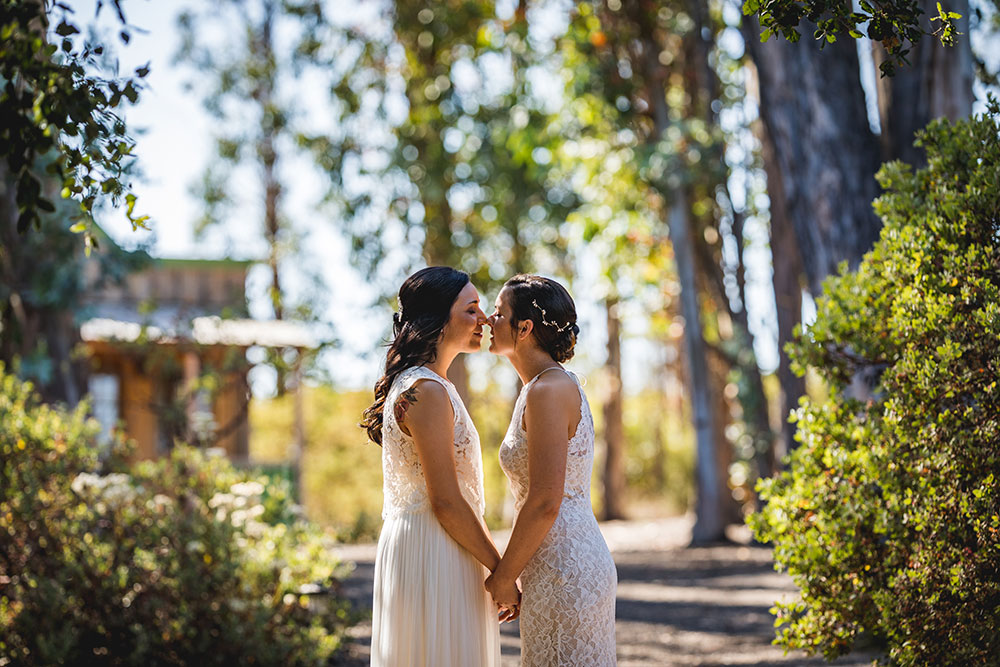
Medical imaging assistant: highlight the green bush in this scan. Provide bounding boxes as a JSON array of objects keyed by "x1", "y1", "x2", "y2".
[
  {"x1": 750, "y1": 101, "x2": 1000, "y2": 665},
  {"x1": 0, "y1": 367, "x2": 352, "y2": 665}
]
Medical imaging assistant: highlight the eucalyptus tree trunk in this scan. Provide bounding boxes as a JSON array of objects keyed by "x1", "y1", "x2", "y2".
[
  {"x1": 253, "y1": 0, "x2": 287, "y2": 396},
  {"x1": 742, "y1": 16, "x2": 882, "y2": 297},
  {"x1": 744, "y1": 7, "x2": 974, "y2": 447},
  {"x1": 0, "y1": 162, "x2": 84, "y2": 406},
  {"x1": 758, "y1": 119, "x2": 807, "y2": 458},
  {"x1": 668, "y1": 193, "x2": 725, "y2": 542},
  {"x1": 873, "y1": 0, "x2": 974, "y2": 167},
  {"x1": 601, "y1": 297, "x2": 627, "y2": 521},
  {"x1": 635, "y1": 14, "x2": 725, "y2": 543},
  {"x1": 683, "y1": 0, "x2": 775, "y2": 485}
]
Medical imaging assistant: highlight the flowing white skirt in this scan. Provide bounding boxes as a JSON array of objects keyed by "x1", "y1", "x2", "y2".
[{"x1": 371, "y1": 509, "x2": 501, "y2": 667}]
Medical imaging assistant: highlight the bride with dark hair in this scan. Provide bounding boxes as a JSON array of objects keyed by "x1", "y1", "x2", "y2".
[
  {"x1": 360, "y1": 266, "x2": 505, "y2": 667},
  {"x1": 486, "y1": 273, "x2": 618, "y2": 666}
]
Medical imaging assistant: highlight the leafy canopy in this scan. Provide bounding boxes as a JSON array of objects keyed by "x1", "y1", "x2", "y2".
[
  {"x1": 0, "y1": 0, "x2": 148, "y2": 246},
  {"x1": 742, "y1": 0, "x2": 965, "y2": 76}
]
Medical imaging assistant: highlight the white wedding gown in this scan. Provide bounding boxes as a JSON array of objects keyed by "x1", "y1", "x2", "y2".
[
  {"x1": 370, "y1": 366, "x2": 501, "y2": 667},
  {"x1": 500, "y1": 367, "x2": 618, "y2": 666}
]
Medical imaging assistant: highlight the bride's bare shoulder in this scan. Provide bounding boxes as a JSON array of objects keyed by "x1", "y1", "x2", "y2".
[{"x1": 526, "y1": 370, "x2": 578, "y2": 405}]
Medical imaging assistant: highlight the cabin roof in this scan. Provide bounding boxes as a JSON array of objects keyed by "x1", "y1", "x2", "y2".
[{"x1": 80, "y1": 315, "x2": 315, "y2": 349}]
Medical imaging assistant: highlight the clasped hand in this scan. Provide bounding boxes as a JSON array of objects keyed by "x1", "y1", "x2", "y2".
[{"x1": 484, "y1": 571, "x2": 521, "y2": 623}]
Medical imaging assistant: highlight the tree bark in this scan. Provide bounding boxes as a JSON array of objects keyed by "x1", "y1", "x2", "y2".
[
  {"x1": 631, "y1": 9, "x2": 725, "y2": 543},
  {"x1": 0, "y1": 161, "x2": 85, "y2": 405},
  {"x1": 743, "y1": 16, "x2": 883, "y2": 296},
  {"x1": 257, "y1": 0, "x2": 287, "y2": 396},
  {"x1": 873, "y1": 0, "x2": 975, "y2": 167},
  {"x1": 602, "y1": 297, "x2": 627, "y2": 521},
  {"x1": 668, "y1": 192, "x2": 724, "y2": 542},
  {"x1": 756, "y1": 114, "x2": 807, "y2": 458}
]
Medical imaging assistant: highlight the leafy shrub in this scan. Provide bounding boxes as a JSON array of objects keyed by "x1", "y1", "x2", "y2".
[
  {"x1": 0, "y1": 367, "x2": 352, "y2": 665},
  {"x1": 750, "y1": 101, "x2": 1000, "y2": 665}
]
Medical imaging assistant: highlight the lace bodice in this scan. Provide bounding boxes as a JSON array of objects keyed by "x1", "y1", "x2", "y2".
[
  {"x1": 498, "y1": 367, "x2": 617, "y2": 666},
  {"x1": 380, "y1": 366, "x2": 486, "y2": 520},
  {"x1": 499, "y1": 368, "x2": 596, "y2": 511}
]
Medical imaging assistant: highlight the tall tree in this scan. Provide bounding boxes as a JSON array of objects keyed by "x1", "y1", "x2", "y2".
[
  {"x1": 175, "y1": 0, "x2": 368, "y2": 394},
  {"x1": 562, "y1": 1, "x2": 744, "y2": 541},
  {"x1": 348, "y1": 0, "x2": 576, "y2": 403},
  {"x1": 0, "y1": 0, "x2": 148, "y2": 240},
  {"x1": 872, "y1": 0, "x2": 975, "y2": 167},
  {"x1": 1, "y1": 0, "x2": 149, "y2": 403},
  {"x1": 742, "y1": 17, "x2": 883, "y2": 297},
  {"x1": 551, "y1": 90, "x2": 673, "y2": 520},
  {"x1": 743, "y1": 0, "x2": 977, "y2": 452}
]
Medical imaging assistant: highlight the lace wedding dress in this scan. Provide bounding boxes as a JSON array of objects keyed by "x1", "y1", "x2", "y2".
[
  {"x1": 500, "y1": 367, "x2": 618, "y2": 666},
  {"x1": 370, "y1": 366, "x2": 500, "y2": 667}
]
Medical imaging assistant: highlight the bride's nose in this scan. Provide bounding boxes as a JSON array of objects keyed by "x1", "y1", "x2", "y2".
[{"x1": 486, "y1": 313, "x2": 496, "y2": 327}]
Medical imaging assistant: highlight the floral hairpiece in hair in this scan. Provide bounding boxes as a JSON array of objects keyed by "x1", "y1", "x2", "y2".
[{"x1": 532, "y1": 299, "x2": 574, "y2": 333}]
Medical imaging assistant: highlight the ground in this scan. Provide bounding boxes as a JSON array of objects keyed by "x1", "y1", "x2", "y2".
[{"x1": 334, "y1": 516, "x2": 878, "y2": 666}]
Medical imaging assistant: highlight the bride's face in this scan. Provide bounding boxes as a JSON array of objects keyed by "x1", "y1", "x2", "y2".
[
  {"x1": 440, "y1": 281, "x2": 487, "y2": 353},
  {"x1": 487, "y1": 288, "x2": 516, "y2": 355}
]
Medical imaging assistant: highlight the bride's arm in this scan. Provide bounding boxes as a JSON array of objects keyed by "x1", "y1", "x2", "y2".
[
  {"x1": 486, "y1": 379, "x2": 571, "y2": 595},
  {"x1": 400, "y1": 379, "x2": 501, "y2": 572}
]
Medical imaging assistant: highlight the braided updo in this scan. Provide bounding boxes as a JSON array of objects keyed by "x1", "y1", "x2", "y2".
[{"x1": 503, "y1": 274, "x2": 579, "y2": 362}]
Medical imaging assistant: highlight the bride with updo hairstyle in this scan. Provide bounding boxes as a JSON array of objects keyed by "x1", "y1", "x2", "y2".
[
  {"x1": 499, "y1": 273, "x2": 581, "y2": 362},
  {"x1": 361, "y1": 266, "x2": 503, "y2": 667},
  {"x1": 486, "y1": 273, "x2": 618, "y2": 666}
]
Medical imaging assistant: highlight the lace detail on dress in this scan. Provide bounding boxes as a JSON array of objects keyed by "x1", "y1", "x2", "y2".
[
  {"x1": 499, "y1": 368, "x2": 618, "y2": 666},
  {"x1": 381, "y1": 366, "x2": 486, "y2": 520}
]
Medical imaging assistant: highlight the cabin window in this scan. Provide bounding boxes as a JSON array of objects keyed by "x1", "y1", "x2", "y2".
[{"x1": 88, "y1": 373, "x2": 120, "y2": 446}]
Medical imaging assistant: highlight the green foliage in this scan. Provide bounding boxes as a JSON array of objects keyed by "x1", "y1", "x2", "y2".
[
  {"x1": 0, "y1": 367, "x2": 351, "y2": 665},
  {"x1": 742, "y1": 0, "x2": 963, "y2": 77},
  {"x1": 750, "y1": 102, "x2": 1000, "y2": 664},
  {"x1": 174, "y1": 0, "x2": 380, "y2": 386},
  {"x1": 0, "y1": 0, "x2": 148, "y2": 239}
]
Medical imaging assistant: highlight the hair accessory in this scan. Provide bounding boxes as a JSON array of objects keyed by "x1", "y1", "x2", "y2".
[
  {"x1": 396, "y1": 298, "x2": 404, "y2": 323},
  {"x1": 532, "y1": 299, "x2": 574, "y2": 333}
]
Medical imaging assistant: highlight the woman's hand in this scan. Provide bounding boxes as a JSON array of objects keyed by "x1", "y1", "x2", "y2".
[{"x1": 485, "y1": 572, "x2": 521, "y2": 622}]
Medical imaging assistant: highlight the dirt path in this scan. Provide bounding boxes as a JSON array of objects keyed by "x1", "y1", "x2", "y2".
[{"x1": 334, "y1": 517, "x2": 876, "y2": 666}]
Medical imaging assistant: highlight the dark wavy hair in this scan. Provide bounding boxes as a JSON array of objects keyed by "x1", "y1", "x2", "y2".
[
  {"x1": 503, "y1": 274, "x2": 579, "y2": 362},
  {"x1": 361, "y1": 266, "x2": 470, "y2": 445}
]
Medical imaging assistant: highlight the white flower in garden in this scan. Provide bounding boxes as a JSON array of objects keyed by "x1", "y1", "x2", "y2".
[
  {"x1": 104, "y1": 473, "x2": 131, "y2": 487},
  {"x1": 244, "y1": 520, "x2": 266, "y2": 538},
  {"x1": 101, "y1": 476, "x2": 138, "y2": 509},
  {"x1": 230, "y1": 481, "x2": 264, "y2": 497},
  {"x1": 208, "y1": 492, "x2": 234, "y2": 509},
  {"x1": 71, "y1": 472, "x2": 101, "y2": 495}
]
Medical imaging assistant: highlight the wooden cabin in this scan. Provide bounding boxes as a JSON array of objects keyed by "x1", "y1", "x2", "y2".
[{"x1": 79, "y1": 254, "x2": 312, "y2": 462}]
